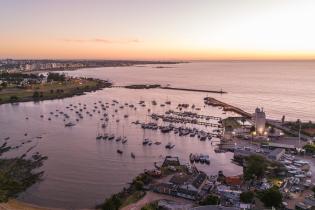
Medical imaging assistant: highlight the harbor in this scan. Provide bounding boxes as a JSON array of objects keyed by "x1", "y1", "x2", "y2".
[{"x1": 1, "y1": 62, "x2": 315, "y2": 209}]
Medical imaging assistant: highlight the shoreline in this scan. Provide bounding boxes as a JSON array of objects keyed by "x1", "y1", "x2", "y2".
[
  {"x1": 13, "y1": 60, "x2": 184, "y2": 74},
  {"x1": 0, "y1": 78, "x2": 112, "y2": 105},
  {"x1": 0, "y1": 199, "x2": 65, "y2": 210}
]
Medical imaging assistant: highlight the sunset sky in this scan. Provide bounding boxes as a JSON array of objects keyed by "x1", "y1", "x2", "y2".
[{"x1": 1, "y1": 0, "x2": 315, "y2": 60}]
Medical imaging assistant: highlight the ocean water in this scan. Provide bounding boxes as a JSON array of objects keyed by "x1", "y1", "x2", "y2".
[
  {"x1": 67, "y1": 61, "x2": 315, "y2": 121},
  {"x1": 0, "y1": 61, "x2": 314, "y2": 209}
]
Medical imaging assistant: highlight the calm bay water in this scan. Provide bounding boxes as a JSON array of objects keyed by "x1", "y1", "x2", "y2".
[
  {"x1": 67, "y1": 61, "x2": 315, "y2": 121},
  {"x1": 0, "y1": 61, "x2": 314, "y2": 209}
]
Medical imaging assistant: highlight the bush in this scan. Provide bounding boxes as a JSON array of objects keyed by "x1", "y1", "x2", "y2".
[
  {"x1": 10, "y1": 95, "x2": 18, "y2": 101},
  {"x1": 240, "y1": 191, "x2": 254, "y2": 203}
]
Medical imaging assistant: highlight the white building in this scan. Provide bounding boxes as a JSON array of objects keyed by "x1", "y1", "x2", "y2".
[{"x1": 252, "y1": 107, "x2": 266, "y2": 135}]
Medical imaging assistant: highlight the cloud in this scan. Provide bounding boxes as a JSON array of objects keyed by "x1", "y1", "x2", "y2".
[{"x1": 62, "y1": 38, "x2": 141, "y2": 44}]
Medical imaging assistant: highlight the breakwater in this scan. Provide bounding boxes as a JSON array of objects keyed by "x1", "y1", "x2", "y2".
[
  {"x1": 203, "y1": 97, "x2": 251, "y2": 118},
  {"x1": 113, "y1": 84, "x2": 227, "y2": 94}
]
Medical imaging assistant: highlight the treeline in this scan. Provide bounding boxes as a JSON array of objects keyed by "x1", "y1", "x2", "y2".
[
  {"x1": 47, "y1": 73, "x2": 66, "y2": 82},
  {"x1": 0, "y1": 72, "x2": 43, "y2": 84}
]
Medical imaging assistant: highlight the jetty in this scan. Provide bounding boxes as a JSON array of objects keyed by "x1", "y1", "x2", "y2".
[
  {"x1": 160, "y1": 86, "x2": 226, "y2": 94},
  {"x1": 113, "y1": 84, "x2": 227, "y2": 94},
  {"x1": 204, "y1": 97, "x2": 251, "y2": 118}
]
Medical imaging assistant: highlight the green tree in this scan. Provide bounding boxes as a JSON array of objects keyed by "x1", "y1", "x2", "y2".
[
  {"x1": 312, "y1": 186, "x2": 315, "y2": 198},
  {"x1": 10, "y1": 95, "x2": 18, "y2": 101},
  {"x1": 200, "y1": 194, "x2": 220, "y2": 205},
  {"x1": 260, "y1": 187, "x2": 282, "y2": 208},
  {"x1": 134, "y1": 180, "x2": 144, "y2": 191},
  {"x1": 240, "y1": 191, "x2": 254, "y2": 203},
  {"x1": 33, "y1": 91, "x2": 40, "y2": 98},
  {"x1": 244, "y1": 155, "x2": 267, "y2": 180}
]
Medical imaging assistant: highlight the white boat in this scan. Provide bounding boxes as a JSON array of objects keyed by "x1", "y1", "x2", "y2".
[{"x1": 143, "y1": 138, "x2": 150, "y2": 145}]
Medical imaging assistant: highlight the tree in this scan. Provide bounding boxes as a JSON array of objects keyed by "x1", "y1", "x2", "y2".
[
  {"x1": 32, "y1": 91, "x2": 40, "y2": 98},
  {"x1": 133, "y1": 180, "x2": 144, "y2": 191},
  {"x1": 241, "y1": 118, "x2": 246, "y2": 127},
  {"x1": 250, "y1": 125, "x2": 255, "y2": 133},
  {"x1": 47, "y1": 73, "x2": 65, "y2": 82},
  {"x1": 200, "y1": 194, "x2": 220, "y2": 205},
  {"x1": 101, "y1": 194, "x2": 122, "y2": 210},
  {"x1": 260, "y1": 187, "x2": 282, "y2": 208},
  {"x1": 312, "y1": 186, "x2": 315, "y2": 198},
  {"x1": 240, "y1": 191, "x2": 254, "y2": 203},
  {"x1": 244, "y1": 155, "x2": 267, "y2": 180}
]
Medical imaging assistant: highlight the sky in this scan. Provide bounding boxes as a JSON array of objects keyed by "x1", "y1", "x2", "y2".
[{"x1": 1, "y1": 0, "x2": 315, "y2": 60}]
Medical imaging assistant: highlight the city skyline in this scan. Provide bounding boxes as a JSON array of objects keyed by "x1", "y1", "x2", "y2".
[{"x1": 1, "y1": 0, "x2": 315, "y2": 60}]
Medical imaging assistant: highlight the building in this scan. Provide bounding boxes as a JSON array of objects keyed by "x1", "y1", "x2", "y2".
[
  {"x1": 267, "y1": 148, "x2": 285, "y2": 161},
  {"x1": 252, "y1": 107, "x2": 266, "y2": 135},
  {"x1": 154, "y1": 171, "x2": 208, "y2": 200}
]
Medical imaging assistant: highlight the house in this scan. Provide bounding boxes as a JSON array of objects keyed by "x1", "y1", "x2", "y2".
[
  {"x1": 225, "y1": 176, "x2": 242, "y2": 187},
  {"x1": 155, "y1": 171, "x2": 208, "y2": 201}
]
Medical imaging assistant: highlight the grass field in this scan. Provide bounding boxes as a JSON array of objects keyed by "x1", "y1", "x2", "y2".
[{"x1": 0, "y1": 78, "x2": 107, "y2": 104}]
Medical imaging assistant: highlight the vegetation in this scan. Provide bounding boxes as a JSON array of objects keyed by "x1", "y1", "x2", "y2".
[
  {"x1": 285, "y1": 120, "x2": 315, "y2": 137},
  {"x1": 257, "y1": 187, "x2": 282, "y2": 208},
  {"x1": 0, "y1": 74, "x2": 111, "y2": 104},
  {"x1": 240, "y1": 191, "x2": 254, "y2": 203},
  {"x1": 199, "y1": 194, "x2": 220, "y2": 205},
  {"x1": 244, "y1": 155, "x2": 268, "y2": 180},
  {"x1": 303, "y1": 144, "x2": 315, "y2": 154},
  {"x1": 0, "y1": 142, "x2": 48, "y2": 202},
  {"x1": 243, "y1": 155, "x2": 285, "y2": 180},
  {"x1": 47, "y1": 72, "x2": 66, "y2": 82},
  {"x1": 141, "y1": 201, "x2": 158, "y2": 210},
  {"x1": 312, "y1": 186, "x2": 315, "y2": 198},
  {"x1": 98, "y1": 173, "x2": 152, "y2": 210}
]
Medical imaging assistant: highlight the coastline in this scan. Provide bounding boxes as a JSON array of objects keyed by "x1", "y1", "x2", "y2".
[
  {"x1": 16, "y1": 60, "x2": 184, "y2": 74},
  {"x1": 0, "y1": 78, "x2": 112, "y2": 105},
  {"x1": 0, "y1": 199, "x2": 65, "y2": 210}
]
